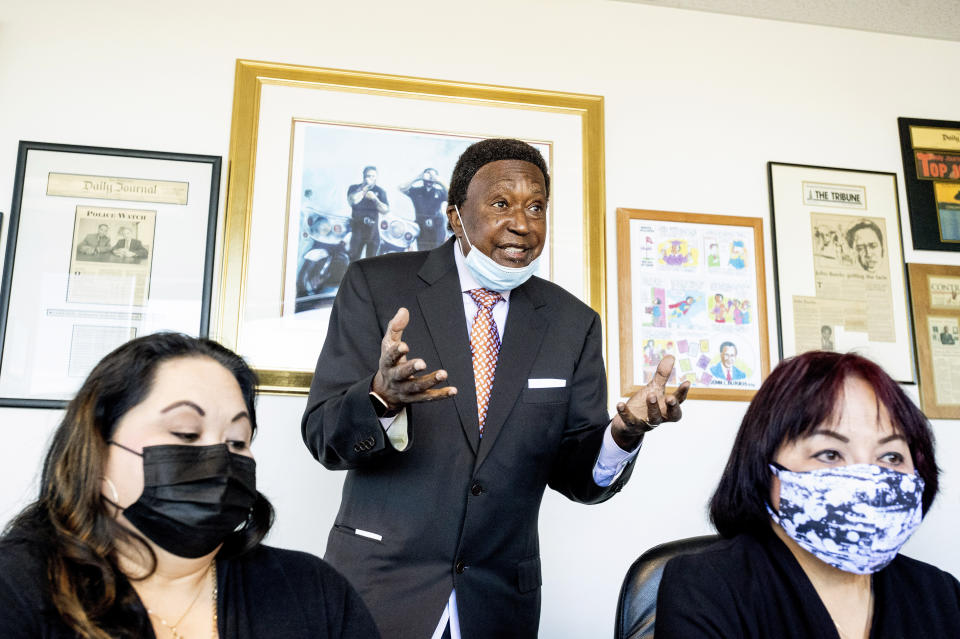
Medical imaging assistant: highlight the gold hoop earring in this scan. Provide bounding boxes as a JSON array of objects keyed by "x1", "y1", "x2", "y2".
[{"x1": 100, "y1": 476, "x2": 120, "y2": 504}]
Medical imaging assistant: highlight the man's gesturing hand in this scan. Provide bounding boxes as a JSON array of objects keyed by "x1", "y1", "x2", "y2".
[
  {"x1": 371, "y1": 307, "x2": 457, "y2": 410},
  {"x1": 611, "y1": 354, "x2": 690, "y2": 451}
]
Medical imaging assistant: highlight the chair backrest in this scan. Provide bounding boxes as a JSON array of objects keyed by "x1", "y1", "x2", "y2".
[{"x1": 614, "y1": 534, "x2": 721, "y2": 639}]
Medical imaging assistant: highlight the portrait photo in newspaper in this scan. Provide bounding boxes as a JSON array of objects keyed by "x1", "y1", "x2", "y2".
[{"x1": 67, "y1": 205, "x2": 156, "y2": 307}]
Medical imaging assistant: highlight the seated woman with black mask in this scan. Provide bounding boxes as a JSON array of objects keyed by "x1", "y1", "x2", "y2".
[
  {"x1": 0, "y1": 333, "x2": 378, "y2": 639},
  {"x1": 657, "y1": 351, "x2": 960, "y2": 638}
]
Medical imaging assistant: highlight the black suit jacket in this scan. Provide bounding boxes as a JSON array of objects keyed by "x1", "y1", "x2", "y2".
[{"x1": 302, "y1": 239, "x2": 634, "y2": 638}]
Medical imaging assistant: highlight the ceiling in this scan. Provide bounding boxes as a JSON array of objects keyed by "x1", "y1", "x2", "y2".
[{"x1": 614, "y1": 0, "x2": 960, "y2": 42}]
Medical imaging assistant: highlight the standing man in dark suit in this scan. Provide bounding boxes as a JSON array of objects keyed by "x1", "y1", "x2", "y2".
[{"x1": 302, "y1": 139, "x2": 689, "y2": 638}]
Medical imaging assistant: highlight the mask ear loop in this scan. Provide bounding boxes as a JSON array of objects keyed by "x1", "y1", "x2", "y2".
[
  {"x1": 767, "y1": 462, "x2": 789, "y2": 518},
  {"x1": 453, "y1": 205, "x2": 474, "y2": 254}
]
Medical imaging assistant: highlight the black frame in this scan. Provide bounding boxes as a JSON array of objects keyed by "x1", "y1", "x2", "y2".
[
  {"x1": 767, "y1": 161, "x2": 916, "y2": 383},
  {"x1": 898, "y1": 116, "x2": 960, "y2": 252},
  {"x1": 0, "y1": 141, "x2": 221, "y2": 408}
]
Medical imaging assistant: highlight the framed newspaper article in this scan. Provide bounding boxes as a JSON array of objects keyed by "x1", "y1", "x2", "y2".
[
  {"x1": 768, "y1": 162, "x2": 915, "y2": 383},
  {"x1": 907, "y1": 263, "x2": 960, "y2": 418},
  {"x1": 219, "y1": 60, "x2": 606, "y2": 394},
  {"x1": 897, "y1": 117, "x2": 960, "y2": 252},
  {"x1": 0, "y1": 141, "x2": 220, "y2": 408},
  {"x1": 616, "y1": 208, "x2": 770, "y2": 401}
]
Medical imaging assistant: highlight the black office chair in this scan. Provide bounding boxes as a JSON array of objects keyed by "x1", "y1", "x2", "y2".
[{"x1": 614, "y1": 534, "x2": 720, "y2": 639}]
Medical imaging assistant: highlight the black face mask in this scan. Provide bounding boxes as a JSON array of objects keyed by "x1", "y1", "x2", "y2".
[{"x1": 110, "y1": 442, "x2": 258, "y2": 558}]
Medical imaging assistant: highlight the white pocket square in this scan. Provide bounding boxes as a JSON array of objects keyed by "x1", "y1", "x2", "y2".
[{"x1": 528, "y1": 378, "x2": 566, "y2": 389}]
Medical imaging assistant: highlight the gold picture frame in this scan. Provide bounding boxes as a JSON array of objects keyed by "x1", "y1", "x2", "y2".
[
  {"x1": 218, "y1": 60, "x2": 606, "y2": 394},
  {"x1": 907, "y1": 263, "x2": 960, "y2": 419},
  {"x1": 616, "y1": 208, "x2": 770, "y2": 401}
]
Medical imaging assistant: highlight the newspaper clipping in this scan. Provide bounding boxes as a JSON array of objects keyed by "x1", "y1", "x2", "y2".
[
  {"x1": 928, "y1": 316, "x2": 960, "y2": 406},
  {"x1": 798, "y1": 211, "x2": 895, "y2": 349},
  {"x1": 929, "y1": 275, "x2": 960, "y2": 309},
  {"x1": 67, "y1": 205, "x2": 156, "y2": 306}
]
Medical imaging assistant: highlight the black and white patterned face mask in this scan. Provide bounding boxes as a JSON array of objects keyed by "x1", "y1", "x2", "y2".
[{"x1": 767, "y1": 463, "x2": 924, "y2": 574}]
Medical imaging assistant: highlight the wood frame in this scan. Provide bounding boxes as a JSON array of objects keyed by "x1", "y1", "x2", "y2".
[
  {"x1": 616, "y1": 208, "x2": 769, "y2": 401},
  {"x1": 907, "y1": 263, "x2": 960, "y2": 418}
]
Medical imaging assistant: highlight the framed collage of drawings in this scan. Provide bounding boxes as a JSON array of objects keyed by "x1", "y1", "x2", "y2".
[
  {"x1": 218, "y1": 60, "x2": 607, "y2": 394},
  {"x1": 768, "y1": 162, "x2": 915, "y2": 383},
  {"x1": 907, "y1": 263, "x2": 960, "y2": 419},
  {"x1": 0, "y1": 142, "x2": 220, "y2": 408},
  {"x1": 616, "y1": 208, "x2": 770, "y2": 401}
]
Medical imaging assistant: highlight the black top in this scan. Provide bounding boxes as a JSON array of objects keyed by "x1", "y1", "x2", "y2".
[
  {"x1": 0, "y1": 537, "x2": 380, "y2": 638},
  {"x1": 405, "y1": 183, "x2": 447, "y2": 220},
  {"x1": 347, "y1": 183, "x2": 388, "y2": 219},
  {"x1": 656, "y1": 529, "x2": 960, "y2": 638}
]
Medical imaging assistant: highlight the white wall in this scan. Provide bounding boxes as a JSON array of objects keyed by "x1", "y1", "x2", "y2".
[{"x1": 1, "y1": 1, "x2": 958, "y2": 636}]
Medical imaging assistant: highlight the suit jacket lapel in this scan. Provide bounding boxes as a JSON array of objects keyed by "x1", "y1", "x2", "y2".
[
  {"x1": 475, "y1": 282, "x2": 547, "y2": 469},
  {"x1": 417, "y1": 242, "x2": 480, "y2": 454}
]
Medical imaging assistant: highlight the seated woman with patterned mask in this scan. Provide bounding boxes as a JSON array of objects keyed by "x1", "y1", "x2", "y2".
[{"x1": 656, "y1": 351, "x2": 959, "y2": 639}]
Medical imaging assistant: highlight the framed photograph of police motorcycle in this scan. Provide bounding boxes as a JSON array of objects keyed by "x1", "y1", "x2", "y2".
[
  {"x1": 220, "y1": 59, "x2": 606, "y2": 395},
  {"x1": 616, "y1": 208, "x2": 770, "y2": 401},
  {"x1": 768, "y1": 162, "x2": 915, "y2": 383},
  {"x1": 0, "y1": 141, "x2": 220, "y2": 408},
  {"x1": 897, "y1": 117, "x2": 960, "y2": 252},
  {"x1": 906, "y1": 263, "x2": 960, "y2": 418}
]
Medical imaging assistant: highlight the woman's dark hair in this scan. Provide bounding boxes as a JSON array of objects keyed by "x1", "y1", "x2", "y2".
[
  {"x1": 710, "y1": 350, "x2": 938, "y2": 538},
  {"x1": 447, "y1": 138, "x2": 551, "y2": 210},
  {"x1": 3, "y1": 332, "x2": 274, "y2": 638}
]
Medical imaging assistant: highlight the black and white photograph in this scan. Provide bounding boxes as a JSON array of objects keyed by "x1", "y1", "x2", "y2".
[{"x1": 284, "y1": 121, "x2": 549, "y2": 313}]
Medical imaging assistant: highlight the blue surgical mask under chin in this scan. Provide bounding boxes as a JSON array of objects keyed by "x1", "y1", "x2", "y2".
[
  {"x1": 767, "y1": 463, "x2": 924, "y2": 575},
  {"x1": 455, "y1": 205, "x2": 540, "y2": 293}
]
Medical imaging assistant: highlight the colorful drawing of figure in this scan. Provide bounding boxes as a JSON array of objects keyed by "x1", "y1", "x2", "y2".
[
  {"x1": 710, "y1": 341, "x2": 746, "y2": 383},
  {"x1": 641, "y1": 235, "x2": 655, "y2": 261},
  {"x1": 651, "y1": 297, "x2": 663, "y2": 326},
  {"x1": 669, "y1": 295, "x2": 696, "y2": 320},
  {"x1": 643, "y1": 288, "x2": 666, "y2": 328},
  {"x1": 712, "y1": 293, "x2": 726, "y2": 323},
  {"x1": 731, "y1": 299, "x2": 743, "y2": 325},
  {"x1": 739, "y1": 300, "x2": 751, "y2": 325},
  {"x1": 707, "y1": 242, "x2": 720, "y2": 268},
  {"x1": 728, "y1": 240, "x2": 746, "y2": 269},
  {"x1": 643, "y1": 339, "x2": 656, "y2": 365},
  {"x1": 661, "y1": 240, "x2": 692, "y2": 266}
]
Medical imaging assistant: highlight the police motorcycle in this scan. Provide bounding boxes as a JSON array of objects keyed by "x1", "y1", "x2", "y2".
[
  {"x1": 376, "y1": 213, "x2": 420, "y2": 255},
  {"x1": 295, "y1": 208, "x2": 352, "y2": 310}
]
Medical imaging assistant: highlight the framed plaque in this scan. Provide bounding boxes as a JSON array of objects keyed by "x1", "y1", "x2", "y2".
[
  {"x1": 218, "y1": 60, "x2": 607, "y2": 394},
  {"x1": 616, "y1": 208, "x2": 770, "y2": 401},
  {"x1": 898, "y1": 117, "x2": 960, "y2": 251},
  {"x1": 907, "y1": 263, "x2": 960, "y2": 418},
  {"x1": 0, "y1": 142, "x2": 220, "y2": 408},
  {"x1": 768, "y1": 162, "x2": 915, "y2": 382}
]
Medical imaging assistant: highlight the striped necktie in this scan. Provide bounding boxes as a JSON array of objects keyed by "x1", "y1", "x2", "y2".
[{"x1": 469, "y1": 288, "x2": 503, "y2": 436}]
